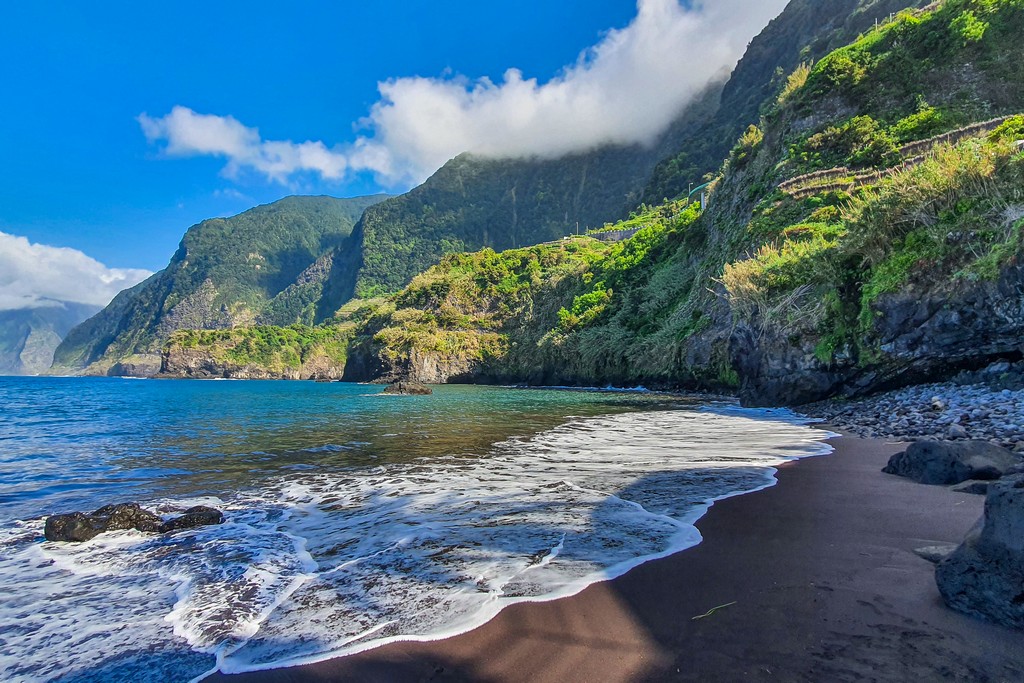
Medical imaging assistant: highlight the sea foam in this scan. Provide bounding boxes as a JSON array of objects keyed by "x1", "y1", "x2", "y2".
[{"x1": 0, "y1": 405, "x2": 832, "y2": 682}]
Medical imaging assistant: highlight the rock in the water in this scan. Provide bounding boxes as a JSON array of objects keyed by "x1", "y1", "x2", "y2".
[
  {"x1": 44, "y1": 502, "x2": 163, "y2": 542},
  {"x1": 159, "y1": 506, "x2": 225, "y2": 532},
  {"x1": 882, "y1": 440, "x2": 1022, "y2": 485},
  {"x1": 381, "y1": 381, "x2": 433, "y2": 396},
  {"x1": 91, "y1": 503, "x2": 163, "y2": 533},
  {"x1": 44, "y1": 512, "x2": 107, "y2": 542},
  {"x1": 936, "y1": 475, "x2": 1024, "y2": 629},
  {"x1": 44, "y1": 502, "x2": 223, "y2": 541}
]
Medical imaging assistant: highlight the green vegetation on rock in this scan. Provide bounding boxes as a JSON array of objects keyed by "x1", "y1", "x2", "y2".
[{"x1": 167, "y1": 324, "x2": 352, "y2": 375}]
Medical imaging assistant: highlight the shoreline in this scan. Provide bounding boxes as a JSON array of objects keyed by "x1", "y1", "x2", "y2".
[{"x1": 212, "y1": 433, "x2": 1024, "y2": 682}]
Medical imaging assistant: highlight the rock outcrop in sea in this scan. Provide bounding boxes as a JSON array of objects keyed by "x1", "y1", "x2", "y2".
[
  {"x1": 44, "y1": 503, "x2": 225, "y2": 542},
  {"x1": 380, "y1": 380, "x2": 433, "y2": 396}
]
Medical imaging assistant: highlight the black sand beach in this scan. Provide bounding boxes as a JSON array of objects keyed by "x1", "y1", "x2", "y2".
[{"x1": 215, "y1": 434, "x2": 1024, "y2": 682}]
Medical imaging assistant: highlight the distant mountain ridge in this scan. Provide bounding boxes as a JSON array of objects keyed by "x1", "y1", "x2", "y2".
[{"x1": 0, "y1": 302, "x2": 100, "y2": 375}]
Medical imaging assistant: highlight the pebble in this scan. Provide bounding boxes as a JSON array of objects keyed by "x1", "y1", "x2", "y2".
[{"x1": 803, "y1": 377, "x2": 1024, "y2": 449}]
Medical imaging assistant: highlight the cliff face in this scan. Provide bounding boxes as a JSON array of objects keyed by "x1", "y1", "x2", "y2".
[
  {"x1": 161, "y1": 346, "x2": 345, "y2": 380},
  {"x1": 731, "y1": 264, "x2": 1024, "y2": 405},
  {"x1": 345, "y1": 0, "x2": 1024, "y2": 405},
  {"x1": 51, "y1": 195, "x2": 388, "y2": 375},
  {"x1": 0, "y1": 303, "x2": 100, "y2": 375}
]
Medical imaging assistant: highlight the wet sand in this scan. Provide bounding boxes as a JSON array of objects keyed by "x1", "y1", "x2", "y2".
[{"x1": 214, "y1": 434, "x2": 1024, "y2": 682}]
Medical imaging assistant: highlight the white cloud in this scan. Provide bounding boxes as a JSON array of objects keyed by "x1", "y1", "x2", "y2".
[
  {"x1": 140, "y1": 0, "x2": 788, "y2": 187},
  {"x1": 139, "y1": 107, "x2": 348, "y2": 182},
  {"x1": 0, "y1": 232, "x2": 152, "y2": 311}
]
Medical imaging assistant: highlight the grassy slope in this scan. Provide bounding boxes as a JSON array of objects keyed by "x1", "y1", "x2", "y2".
[
  {"x1": 349, "y1": 115, "x2": 718, "y2": 298},
  {"x1": 345, "y1": 201, "x2": 704, "y2": 384},
  {"x1": 716, "y1": 0, "x2": 1024, "y2": 363},
  {"x1": 641, "y1": 0, "x2": 931, "y2": 205}
]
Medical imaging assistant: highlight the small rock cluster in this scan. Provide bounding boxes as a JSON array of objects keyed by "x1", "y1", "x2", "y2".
[
  {"x1": 804, "y1": 371, "x2": 1024, "y2": 451},
  {"x1": 44, "y1": 502, "x2": 224, "y2": 542},
  {"x1": 381, "y1": 380, "x2": 433, "y2": 395}
]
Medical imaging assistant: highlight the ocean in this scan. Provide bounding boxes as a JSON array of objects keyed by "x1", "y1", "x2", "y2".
[{"x1": 0, "y1": 377, "x2": 832, "y2": 682}]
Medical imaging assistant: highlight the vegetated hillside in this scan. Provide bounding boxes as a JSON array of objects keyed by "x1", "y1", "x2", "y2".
[
  {"x1": 348, "y1": 0, "x2": 1024, "y2": 404},
  {"x1": 51, "y1": 195, "x2": 388, "y2": 376},
  {"x1": 354, "y1": 0, "x2": 931, "y2": 300},
  {"x1": 343, "y1": 200, "x2": 710, "y2": 385},
  {"x1": 160, "y1": 298, "x2": 382, "y2": 379},
  {"x1": 640, "y1": 0, "x2": 930, "y2": 205},
  {"x1": 350, "y1": 92, "x2": 721, "y2": 298},
  {"x1": 0, "y1": 302, "x2": 100, "y2": 375},
  {"x1": 170, "y1": 0, "x2": 946, "y2": 384}
]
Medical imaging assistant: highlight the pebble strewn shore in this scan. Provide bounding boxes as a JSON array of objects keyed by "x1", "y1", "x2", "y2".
[{"x1": 802, "y1": 363, "x2": 1024, "y2": 451}]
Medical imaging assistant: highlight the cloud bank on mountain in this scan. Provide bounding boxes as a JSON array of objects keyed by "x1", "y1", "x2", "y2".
[
  {"x1": 0, "y1": 232, "x2": 152, "y2": 311},
  {"x1": 139, "y1": 0, "x2": 788, "y2": 186}
]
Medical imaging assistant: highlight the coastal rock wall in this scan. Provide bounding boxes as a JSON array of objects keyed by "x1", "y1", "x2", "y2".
[
  {"x1": 161, "y1": 347, "x2": 345, "y2": 380},
  {"x1": 343, "y1": 346, "x2": 478, "y2": 385},
  {"x1": 732, "y1": 264, "x2": 1024, "y2": 406}
]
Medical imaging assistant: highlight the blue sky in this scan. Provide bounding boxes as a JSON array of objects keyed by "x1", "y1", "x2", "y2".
[
  {"x1": 0, "y1": 0, "x2": 787, "y2": 310},
  {"x1": 0, "y1": 1, "x2": 639, "y2": 270}
]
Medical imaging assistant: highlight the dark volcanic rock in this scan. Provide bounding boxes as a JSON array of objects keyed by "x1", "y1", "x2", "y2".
[
  {"x1": 44, "y1": 512, "x2": 108, "y2": 542},
  {"x1": 91, "y1": 503, "x2": 163, "y2": 533},
  {"x1": 159, "y1": 506, "x2": 225, "y2": 532},
  {"x1": 381, "y1": 381, "x2": 433, "y2": 396},
  {"x1": 44, "y1": 503, "x2": 163, "y2": 542},
  {"x1": 951, "y1": 480, "x2": 993, "y2": 496},
  {"x1": 936, "y1": 475, "x2": 1024, "y2": 629},
  {"x1": 882, "y1": 440, "x2": 1021, "y2": 485},
  {"x1": 44, "y1": 503, "x2": 223, "y2": 541},
  {"x1": 734, "y1": 265, "x2": 1024, "y2": 406}
]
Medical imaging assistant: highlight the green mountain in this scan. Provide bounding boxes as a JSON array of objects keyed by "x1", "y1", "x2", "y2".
[
  {"x1": 69, "y1": 0, "x2": 914, "y2": 379},
  {"x1": 343, "y1": 0, "x2": 1024, "y2": 404},
  {"x1": 51, "y1": 195, "x2": 388, "y2": 375},
  {"x1": 350, "y1": 89, "x2": 723, "y2": 298},
  {"x1": 641, "y1": 0, "x2": 928, "y2": 204},
  {"x1": 352, "y1": 0, "x2": 930, "y2": 300},
  {"x1": 0, "y1": 303, "x2": 101, "y2": 375}
]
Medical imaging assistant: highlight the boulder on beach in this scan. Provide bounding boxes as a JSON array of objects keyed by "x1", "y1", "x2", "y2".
[
  {"x1": 936, "y1": 475, "x2": 1024, "y2": 629},
  {"x1": 882, "y1": 440, "x2": 1021, "y2": 485},
  {"x1": 44, "y1": 502, "x2": 224, "y2": 542},
  {"x1": 381, "y1": 381, "x2": 433, "y2": 396}
]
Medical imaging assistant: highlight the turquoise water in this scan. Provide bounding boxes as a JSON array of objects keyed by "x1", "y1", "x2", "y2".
[
  {"x1": 0, "y1": 377, "x2": 832, "y2": 682},
  {"x1": 0, "y1": 378, "x2": 685, "y2": 519}
]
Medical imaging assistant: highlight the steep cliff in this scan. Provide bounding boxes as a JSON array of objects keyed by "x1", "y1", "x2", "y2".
[
  {"x1": 348, "y1": 0, "x2": 1024, "y2": 405},
  {"x1": 51, "y1": 195, "x2": 387, "y2": 375}
]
